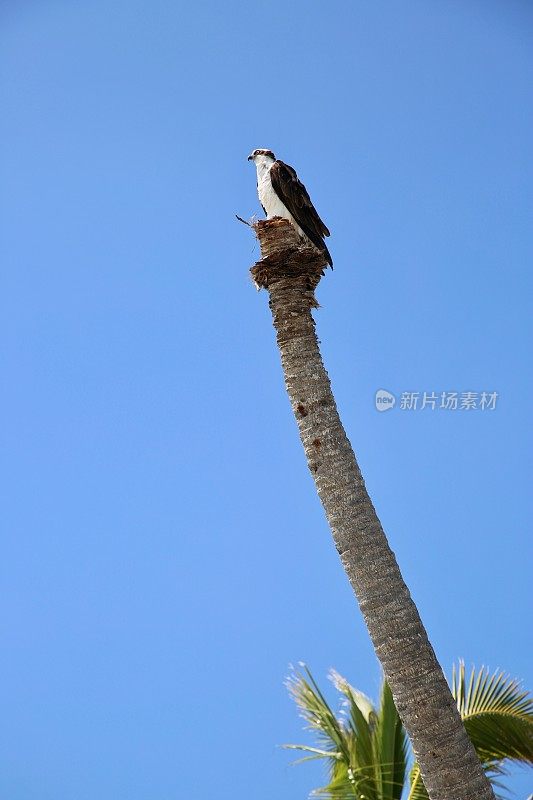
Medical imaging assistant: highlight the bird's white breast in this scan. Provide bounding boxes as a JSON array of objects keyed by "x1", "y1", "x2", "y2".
[{"x1": 255, "y1": 160, "x2": 304, "y2": 236}]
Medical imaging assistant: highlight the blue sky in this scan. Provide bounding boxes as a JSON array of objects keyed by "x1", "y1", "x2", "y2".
[{"x1": 1, "y1": 1, "x2": 532, "y2": 798}]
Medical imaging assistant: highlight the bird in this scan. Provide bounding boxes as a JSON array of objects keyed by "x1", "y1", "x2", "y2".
[{"x1": 247, "y1": 148, "x2": 332, "y2": 267}]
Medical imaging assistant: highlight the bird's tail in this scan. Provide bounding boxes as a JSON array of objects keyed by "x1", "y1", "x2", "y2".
[{"x1": 303, "y1": 226, "x2": 333, "y2": 269}]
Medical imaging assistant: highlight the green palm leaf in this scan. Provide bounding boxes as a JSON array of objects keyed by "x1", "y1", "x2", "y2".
[
  {"x1": 373, "y1": 681, "x2": 408, "y2": 800},
  {"x1": 453, "y1": 661, "x2": 533, "y2": 765},
  {"x1": 285, "y1": 668, "x2": 410, "y2": 800},
  {"x1": 286, "y1": 665, "x2": 349, "y2": 772},
  {"x1": 331, "y1": 670, "x2": 379, "y2": 800}
]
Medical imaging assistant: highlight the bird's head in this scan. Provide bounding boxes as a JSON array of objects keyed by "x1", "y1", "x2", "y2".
[{"x1": 247, "y1": 148, "x2": 276, "y2": 164}]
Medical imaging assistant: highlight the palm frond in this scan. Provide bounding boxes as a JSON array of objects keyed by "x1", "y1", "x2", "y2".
[
  {"x1": 330, "y1": 669, "x2": 375, "y2": 723},
  {"x1": 452, "y1": 661, "x2": 533, "y2": 766},
  {"x1": 310, "y1": 761, "x2": 358, "y2": 799},
  {"x1": 406, "y1": 764, "x2": 428, "y2": 800},
  {"x1": 329, "y1": 672, "x2": 375, "y2": 764},
  {"x1": 283, "y1": 744, "x2": 343, "y2": 769},
  {"x1": 287, "y1": 668, "x2": 411, "y2": 800},
  {"x1": 285, "y1": 666, "x2": 350, "y2": 772},
  {"x1": 374, "y1": 681, "x2": 409, "y2": 800}
]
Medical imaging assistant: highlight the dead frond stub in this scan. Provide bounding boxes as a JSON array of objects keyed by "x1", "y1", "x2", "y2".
[{"x1": 249, "y1": 218, "x2": 328, "y2": 304}]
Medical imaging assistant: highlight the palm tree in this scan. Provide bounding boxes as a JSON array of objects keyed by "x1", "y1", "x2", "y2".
[
  {"x1": 285, "y1": 663, "x2": 533, "y2": 799},
  {"x1": 249, "y1": 218, "x2": 496, "y2": 799}
]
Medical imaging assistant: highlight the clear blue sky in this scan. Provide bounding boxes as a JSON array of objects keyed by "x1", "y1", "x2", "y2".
[{"x1": 1, "y1": 1, "x2": 532, "y2": 798}]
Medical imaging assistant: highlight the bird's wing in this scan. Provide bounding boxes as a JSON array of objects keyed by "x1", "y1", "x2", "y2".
[{"x1": 269, "y1": 160, "x2": 330, "y2": 244}]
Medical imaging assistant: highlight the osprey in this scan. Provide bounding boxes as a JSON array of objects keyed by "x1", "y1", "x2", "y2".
[{"x1": 248, "y1": 148, "x2": 332, "y2": 267}]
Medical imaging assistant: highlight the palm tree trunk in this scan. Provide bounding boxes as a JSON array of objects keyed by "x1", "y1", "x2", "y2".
[{"x1": 249, "y1": 218, "x2": 495, "y2": 800}]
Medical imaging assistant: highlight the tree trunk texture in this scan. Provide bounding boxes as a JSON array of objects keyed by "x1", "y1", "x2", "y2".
[{"x1": 249, "y1": 218, "x2": 495, "y2": 800}]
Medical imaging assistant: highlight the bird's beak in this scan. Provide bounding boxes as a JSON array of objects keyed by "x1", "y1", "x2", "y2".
[{"x1": 247, "y1": 154, "x2": 253, "y2": 161}]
